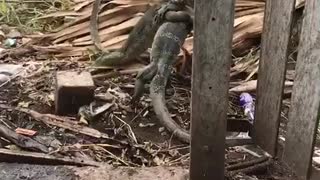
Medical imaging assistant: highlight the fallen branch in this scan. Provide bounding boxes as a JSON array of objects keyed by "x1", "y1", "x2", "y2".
[
  {"x1": 229, "y1": 80, "x2": 294, "y2": 93},
  {"x1": 226, "y1": 156, "x2": 269, "y2": 171},
  {"x1": 0, "y1": 104, "x2": 126, "y2": 145},
  {"x1": 0, "y1": 148, "x2": 99, "y2": 167},
  {"x1": 227, "y1": 157, "x2": 272, "y2": 175},
  {"x1": 0, "y1": 124, "x2": 48, "y2": 153}
]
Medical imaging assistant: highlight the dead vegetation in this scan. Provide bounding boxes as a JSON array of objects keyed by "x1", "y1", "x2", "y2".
[{"x1": 0, "y1": 0, "x2": 315, "y2": 179}]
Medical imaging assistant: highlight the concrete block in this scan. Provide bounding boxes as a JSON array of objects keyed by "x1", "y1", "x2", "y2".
[{"x1": 55, "y1": 71, "x2": 95, "y2": 115}]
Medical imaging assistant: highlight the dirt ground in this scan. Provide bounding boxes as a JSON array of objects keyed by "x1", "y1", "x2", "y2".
[
  {"x1": 0, "y1": 163, "x2": 75, "y2": 180},
  {"x1": 0, "y1": 160, "x2": 299, "y2": 180},
  {"x1": 0, "y1": 58, "x2": 301, "y2": 180}
]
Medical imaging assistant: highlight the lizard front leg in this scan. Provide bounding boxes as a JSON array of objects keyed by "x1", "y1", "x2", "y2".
[
  {"x1": 153, "y1": 1, "x2": 183, "y2": 24},
  {"x1": 153, "y1": 0, "x2": 194, "y2": 25},
  {"x1": 131, "y1": 61, "x2": 158, "y2": 103},
  {"x1": 150, "y1": 59, "x2": 191, "y2": 143}
]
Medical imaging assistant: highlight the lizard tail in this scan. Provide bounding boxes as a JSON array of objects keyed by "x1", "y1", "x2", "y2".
[
  {"x1": 151, "y1": 92, "x2": 191, "y2": 143},
  {"x1": 150, "y1": 64, "x2": 190, "y2": 144},
  {"x1": 90, "y1": 0, "x2": 103, "y2": 51},
  {"x1": 148, "y1": 54, "x2": 251, "y2": 146},
  {"x1": 150, "y1": 71, "x2": 253, "y2": 147}
]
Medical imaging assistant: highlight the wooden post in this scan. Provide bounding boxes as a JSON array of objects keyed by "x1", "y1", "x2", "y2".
[
  {"x1": 311, "y1": 168, "x2": 320, "y2": 180},
  {"x1": 283, "y1": 0, "x2": 320, "y2": 179},
  {"x1": 190, "y1": 0, "x2": 235, "y2": 179},
  {"x1": 253, "y1": 0, "x2": 296, "y2": 156}
]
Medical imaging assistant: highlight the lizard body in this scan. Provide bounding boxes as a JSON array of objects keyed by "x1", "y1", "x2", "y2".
[
  {"x1": 131, "y1": 14, "x2": 192, "y2": 102},
  {"x1": 91, "y1": 0, "x2": 192, "y2": 67},
  {"x1": 90, "y1": 0, "x2": 103, "y2": 51},
  {"x1": 149, "y1": 21, "x2": 192, "y2": 143},
  {"x1": 130, "y1": 18, "x2": 192, "y2": 143}
]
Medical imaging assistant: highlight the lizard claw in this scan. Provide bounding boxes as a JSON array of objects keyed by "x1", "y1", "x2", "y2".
[
  {"x1": 153, "y1": 14, "x2": 161, "y2": 25},
  {"x1": 153, "y1": 13, "x2": 164, "y2": 25},
  {"x1": 154, "y1": 5, "x2": 169, "y2": 24}
]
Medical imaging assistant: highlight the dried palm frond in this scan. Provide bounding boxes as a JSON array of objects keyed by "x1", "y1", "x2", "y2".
[{"x1": 28, "y1": 0, "x2": 304, "y2": 79}]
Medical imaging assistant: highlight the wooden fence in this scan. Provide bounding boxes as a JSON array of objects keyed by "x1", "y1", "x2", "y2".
[{"x1": 190, "y1": 0, "x2": 320, "y2": 179}]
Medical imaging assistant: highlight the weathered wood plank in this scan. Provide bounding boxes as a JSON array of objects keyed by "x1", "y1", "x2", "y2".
[
  {"x1": 189, "y1": 0, "x2": 235, "y2": 179},
  {"x1": 253, "y1": 0, "x2": 296, "y2": 156},
  {"x1": 282, "y1": 0, "x2": 320, "y2": 179},
  {"x1": 310, "y1": 167, "x2": 320, "y2": 180},
  {"x1": 226, "y1": 118, "x2": 252, "y2": 132}
]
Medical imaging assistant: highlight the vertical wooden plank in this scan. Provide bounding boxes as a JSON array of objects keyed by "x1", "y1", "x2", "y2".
[
  {"x1": 283, "y1": 0, "x2": 320, "y2": 179},
  {"x1": 310, "y1": 167, "x2": 320, "y2": 180},
  {"x1": 253, "y1": 0, "x2": 296, "y2": 156},
  {"x1": 189, "y1": 0, "x2": 235, "y2": 179}
]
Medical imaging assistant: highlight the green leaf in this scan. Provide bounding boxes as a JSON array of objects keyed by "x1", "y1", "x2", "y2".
[{"x1": 0, "y1": 0, "x2": 8, "y2": 15}]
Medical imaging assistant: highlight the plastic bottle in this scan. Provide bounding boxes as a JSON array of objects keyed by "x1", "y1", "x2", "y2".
[{"x1": 239, "y1": 93, "x2": 255, "y2": 124}]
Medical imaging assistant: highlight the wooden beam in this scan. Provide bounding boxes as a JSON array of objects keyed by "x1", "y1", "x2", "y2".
[
  {"x1": 226, "y1": 118, "x2": 252, "y2": 132},
  {"x1": 253, "y1": 0, "x2": 296, "y2": 156},
  {"x1": 282, "y1": 0, "x2": 320, "y2": 179},
  {"x1": 311, "y1": 167, "x2": 320, "y2": 180},
  {"x1": 189, "y1": 0, "x2": 235, "y2": 179}
]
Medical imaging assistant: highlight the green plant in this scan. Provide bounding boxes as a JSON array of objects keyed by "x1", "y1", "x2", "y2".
[{"x1": 0, "y1": 0, "x2": 73, "y2": 33}]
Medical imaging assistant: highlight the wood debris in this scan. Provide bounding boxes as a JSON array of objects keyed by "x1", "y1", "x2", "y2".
[
  {"x1": 0, "y1": 104, "x2": 114, "y2": 141},
  {"x1": 226, "y1": 156, "x2": 273, "y2": 176},
  {"x1": 25, "y1": 0, "x2": 305, "y2": 60},
  {"x1": 0, "y1": 148, "x2": 99, "y2": 167},
  {"x1": 0, "y1": 124, "x2": 48, "y2": 153},
  {"x1": 15, "y1": 128, "x2": 37, "y2": 137}
]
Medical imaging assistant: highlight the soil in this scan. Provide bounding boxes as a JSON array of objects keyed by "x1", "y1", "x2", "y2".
[
  {"x1": 0, "y1": 58, "x2": 300, "y2": 180},
  {"x1": 0, "y1": 163, "x2": 75, "y2": 180}
]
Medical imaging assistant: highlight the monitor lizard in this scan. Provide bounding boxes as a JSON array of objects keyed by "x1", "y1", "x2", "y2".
[
  {"x1": 130, "y1": 9, "x2": 193, "y2": 103},
  {"x1": 133, "y1": 18, "x2": 249, "y2": 146},
  {"x1": 131, "y1": 14, "x2": 193, "y2": 143},
  {"x1": 89, "y1": 0, "x2": 192, "y2": 67}
]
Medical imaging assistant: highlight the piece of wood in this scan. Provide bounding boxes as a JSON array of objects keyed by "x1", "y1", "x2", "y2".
[
  {"x1": 0, "y1": 148, "x2": 99, "y2": 167},
  {"x1": 190, "y1": 0, "x2": 235, "y2": 179},
  {"x1": 226, "y1": 156, "x2": 270, "y2": 171},
  {"x1": 310, "y1": 167, "x2": 320, "y2": 180},
  {"x1": 0, "y1": 104, "x2": 121, "y2": 143},
  {"x1": 227, "y1": 158, "x2": 272, "y2": 176},
  {"x1": 55, "y1": 71, "x2": 95, "y2": 115},
  {"x1": 0, "y1": 124, "x2": 48, "y2": 153},
  {"x1": 226, "y1": 118, "x2": 252, "y2": 132},
  {"x1": 225, "y1": 137, "x2": 253, "y2": 147},
  {"x1": 282, "y1": 0, "x2": 320, "y2": 179},
  {"x1": 253, "y1": 0, "x2": 296, "y2": 156}
]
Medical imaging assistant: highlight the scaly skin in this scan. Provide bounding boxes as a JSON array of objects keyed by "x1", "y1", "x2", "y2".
[
  {"x1": 134, "y1": 20, "x2": 192, "y2": 143},
  {"x1": 137, "y1": 21, "x2": 252, "y2": 147},
  {"x1": 92, "y1": 1, "x2": 191, "y2": 67},
  {"x1": 93, "y1": 5, "x2": 159, "y2": 67},
  {"x1": 131, "y1": 9, "x2": 193, "y2": 103},
  {"x1": 90, "y1": 0, "x2": 103, "y2": 51}
]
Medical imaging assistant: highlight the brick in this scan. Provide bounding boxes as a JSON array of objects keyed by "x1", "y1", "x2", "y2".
[{"x1": 55, "y1": 71, "x2": 95, "y2": 115}]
